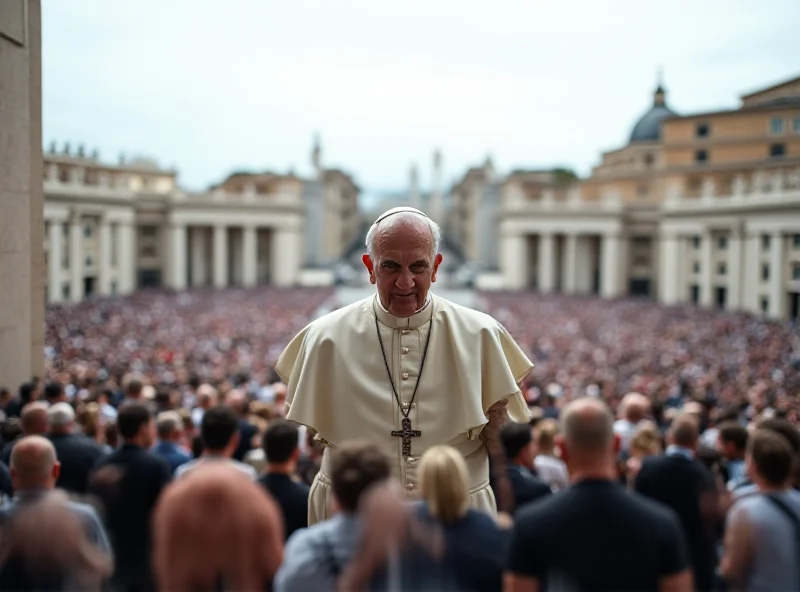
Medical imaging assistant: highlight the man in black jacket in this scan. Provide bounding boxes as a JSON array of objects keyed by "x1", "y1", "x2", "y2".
[
  {"x1": 499, "y1": 422, "x2": 552, "y2": 514},
  {"x1": 46, "y1": 402, "x2": 107, "y2": 494},
  {"x1": 634, "y1": 413, "x2": 718, "y2": 592},
  {"x1": 258, "y1": 420, "x2": 309, "y2": 540},
  {"x1": 89, "y1": 402, "x2": 171, "y2": 592}
]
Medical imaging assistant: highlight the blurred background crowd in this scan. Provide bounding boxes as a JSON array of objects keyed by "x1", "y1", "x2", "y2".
[{"x1": 0, "y1": 287, "x2": 798, "y2": 590}]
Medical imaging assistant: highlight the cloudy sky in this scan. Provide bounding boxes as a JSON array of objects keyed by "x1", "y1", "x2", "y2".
[{"x1": 43, "y1": 0, "x2": 799, "y2": 197}]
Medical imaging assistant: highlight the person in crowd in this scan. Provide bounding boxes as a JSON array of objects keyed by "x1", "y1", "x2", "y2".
[
  {"x1": 104, "y1": 421, "x2": 119, "y2": 452},
  {"x1": 624, "y1": 421, "x2": 664, "y2": 487},
  {"x1": 505, "y1": 397, "x2": 692, "y2": 592},
  {"x1": 275, "y1": 208, "x2": 533, "y2": 525},
  {"x1": 153, "y1": 463, "x2": 284, "y2": 591},
  {"x1": 717, "y1": 422, "x2": 750, "y2": 491},
  {"x1": 89, "y1": 402, "x2": 171, "y2": 592},
  {"x1": 532, "y1": 418, "x2": 569, "y2": 492},
  {"x1": 43, "y1": 382, "x2": 67, "y2": 406},
  {"x1": 408, "y1": 445, "x2": 509, "y2": 591},
  {"x1": 614, "y1": 392, "x2": 650, "y2": 453},
  {"x1": 274, "y1": 440, "x2": 391, "y2": 591},
  {"x1": 258, "y1": 420, "x2": 310, "y2": 541},
  {"x1": 3, "y1": 382, "x2": 36, "y2": 419},
  {"x1": 123, "y1": 379, "x2": 145, "y2": 405},
  {"x1": 151, "y1": 411, "x2": 192, "y2": 473},
  {"x1": 720, "y1": 429, "x2": 800, "y2": 590},
  {"x1": 634, "y1": 414, "x2": 718, "y2": 592},
  {"x1": 0, "y1": 436, "x2": 112, "y2": 590},
  {"x1": 1, "y1": 402, "x2": 49, "y2": 465},
  {"x1": 190, "y1": 383, "x2": 218, "y2": 429},
  {"x1": 175, "y1": 405, "x2": 258, "y2": 479},
  {"x1": 223, "y1": 388, "x2": 258, "y2": 462},
  {"x1": 0, "y1": 387, "x2": 12, "y2": 415},
  {"x1": 499, "y1": 422, "x2": 552, "y2": 512},
  {"x1": 46, "y1": 402, "x2": 107, "y2": 494}
]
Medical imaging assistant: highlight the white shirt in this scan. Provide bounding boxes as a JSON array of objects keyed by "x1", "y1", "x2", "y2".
[{"x1": 173, "y1": 455, "x2": 258, "y2": 480}]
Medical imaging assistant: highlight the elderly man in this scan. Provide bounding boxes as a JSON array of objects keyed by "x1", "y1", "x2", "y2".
[
  {"x1": 1, "y1": 401, "x2": 49, "y2": 465},
  {"x1": 47, "y1": 402, "x2": 106, "y2": 494},
  {"x1": 277, "y1": 207, "x2": 532, "y2": 524}
]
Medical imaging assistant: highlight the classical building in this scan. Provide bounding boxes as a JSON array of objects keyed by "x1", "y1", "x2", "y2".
[
  {"x1": 43, "y1": 138, "x2": 361, "y2": 303},
  {"x1": 455, "y1": 74, "x2": 800, "y2": 320}
]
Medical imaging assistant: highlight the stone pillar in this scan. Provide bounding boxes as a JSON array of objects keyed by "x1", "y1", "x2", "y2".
[
  {"x1": 769, "y1": 231, "x2": 785, "y2": 319},
  {"x1": 659, "y1": 233, "x2": 680, "y2": 305},
  {"x1": 169, "y1": 223, "x2": 187, "y2": 290},
  {"x1": 117, "y1": 222, "x2": 135, "y2": 293},
  {"x1": 500, "y1": 234, "x2": 527, "y2": 290},
  {"x1": 538, "y1": 233, "x2": 555, "y2": 293},
  {"x1": 97, "y1": 219, "x2": 112, "y2": 295},
  {"x1": 601, "y1": 233, "x2": 622, "y2": 299},
  {"x1": 213, "y1": 224, "x2": 227, "y2": 288},
  {"x1": 271, "y1": 228, "x2": 301, "y2": 287},
  {"x1": 575, "y1": 237, "x2": 593, "y2": 294},
  {"x1": 699, "y1": 231, "x2": 713, "y2": 307},
  {"x1": 727, "y1": 230, "x2": 743, "y2": 311},
  {"x1": 47, "y1": 219, "x2": 63, "y2": 303},
  {"x1": 242, "y1": 225, "x2": 257, "y2": 287},
  {"x1": 743, "y1": 233, "x2": 760, "y2": 314},
  {"x1": 68, "y1": 214, "x2": 84, "y2": 302},
  {"x1": 563, "y1": 233, "x2": 578, "y2": 294},
  {"x1": 190, "y1": 227, "x2": 207, "y2": 286},
  {"x1": 0, "y1": 0, "x2": 44, "y2": 387}
]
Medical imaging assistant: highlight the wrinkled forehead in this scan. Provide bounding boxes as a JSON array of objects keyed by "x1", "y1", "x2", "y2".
[{"x1": 374, "y1": 220, "x2": 433, "y2": 260}]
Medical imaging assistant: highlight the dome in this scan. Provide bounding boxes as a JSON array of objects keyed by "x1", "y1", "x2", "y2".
[{"x1": 628, "y1": 85, "x2": 678, "y2": 143}]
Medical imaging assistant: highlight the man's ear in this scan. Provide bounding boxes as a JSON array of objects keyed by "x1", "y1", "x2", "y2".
[
  {"x1": 430, "y1": 253, "x2": 444, "y2": 283},
  {"x1": 362, "y1": 254, "x2": 376, "y2": 284},
  {"x1": 555, "y1": 434, "x2": 568, "y2": 463}
]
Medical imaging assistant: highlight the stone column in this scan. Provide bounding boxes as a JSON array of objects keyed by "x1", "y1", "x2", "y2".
[
  {"x1": 97, "y1": 219, "x2": 112, "y2": 295},
  {"x1": 271, "y1": 228, "x2": 301, "y2": 287},
  {"x1": 169, "y1": 223, "x2": 187, "y2": 290},
  {"x1": 727, "y1": 230, "x2": 743, "y2": 311},
  {"x1": 190, "y1": 227, "x2": 207, "y2": 286},
  {"x1": 117, "y1": 222, "x2": 135, "y2": 293},
  {"x1": 769, "y1": 231, "x2": 785, "y2": 319},
  {"x1": 699, "y1": 231, "x2": 713, "y2": 307},
  {"x1": 213, "y1": 224, "x2": 227, "y2": 288},
  {"x1": 68, "y1": 214, "x2": 84, "y2": 302},
  {"x1": 742, "y1": 233, "x2": 760, "y2": 314},
  {"x1": 538, "y1": 233, "x2": 555, "y2": 293},
  {"x1": 500, "y1": 234, "x2": 527, "y2": 290},
  {"x1": 47, "y1": 219, "x2": 63, "y2": 303},
  {"x1": 563, "y1": 233, "x2": 578, "y2": 294},
  {"x1": 242, "y1": 225, "x2": 257, "y2": 287},
  {"x1": 600, "y1": 232, "x2": 622, "y2": 299},
  {"x1": 659, "y1": 232, "x2": 680, "y2": 305}
]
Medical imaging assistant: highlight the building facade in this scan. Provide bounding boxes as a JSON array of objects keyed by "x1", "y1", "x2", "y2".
[
  {"x1": 455, "y1": 74, "x2": 800, "y2": 320},
  {"x1": 43, "y1": 139, "x2": 361, "y2": 303}
]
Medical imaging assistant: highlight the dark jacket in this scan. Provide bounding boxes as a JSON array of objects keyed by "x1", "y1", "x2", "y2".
[
  {"x1": 47, "y1": 432, "x2": 107, "y2": 494},
  {"x1": 506, "y1": 464, "x2": 552, "y2": 514}
]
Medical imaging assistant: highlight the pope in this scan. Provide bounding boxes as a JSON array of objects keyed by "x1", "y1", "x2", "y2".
[{"x1": 275, "y1": 206, "x2": 533, "y2": 524}]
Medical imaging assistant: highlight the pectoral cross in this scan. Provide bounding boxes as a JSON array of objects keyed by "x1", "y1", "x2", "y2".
[{"x1": 391, "y1": 417, "x2": 422, "y2": 457}]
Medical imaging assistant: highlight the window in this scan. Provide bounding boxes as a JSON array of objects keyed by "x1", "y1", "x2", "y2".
[
  {"x1": 762, "y1": 264, "x2": 770, "y2": 281},
  {"x1": 693, "y1": 262, "x2": 701, "y2": 274},
  {"x1": 761, "y1": 297, "x2": 769, "y2": 312},
  {"x1": 63, "y1": 285, "x2": 70, "y2": 300},
  {"x1": 695, "y1": 149, "x2": 708, "y2": 164},
  {"x1": 644, "y1": 153, "x2": 655, "y2": 167},
  {"x1": 763, "y1": 235, "x2": 771, "y2": 250},
  {"x1": 717, "y1": 236, "x2": 728, "y2": 250},
  {"x1": 792, "y1": 262, "x2": 800, "y2": 281},
  {"x1": 85, "y1": 256, "x2": 93, "y2": 267},
  {"x1": 696, "y1": 123, "x2": 710, "y2": 138},
  {"x1": 794, "y1": 234, "x2": 800, "y2": 248},
  {"x1": 718, "y1": 262, "x2": 727, "y2": 276},
  {"x1": 111, "y1": 281, "x2": 118, "y2": 295},
  {"x1": 140, "y1": 226, "x2": 158, "y2": 237},
  {"x1": 794, "y1": 116, "x2": 800, "y2": 134},
  {"x1": 770, "y1": 117, "x2": 784, "y2": 135},
  {"x1": 692, "y1": 236, "x2": 701, "y2": 249},
  {"x1": 770, "y1": 143, "x2": 786, "y2": 158},
  {"x1": 140, "y1": 245, "x2": 157, "y2": 258},
  {"x1": 83, "y1": 225, "x2": 92, "y2": 238}
]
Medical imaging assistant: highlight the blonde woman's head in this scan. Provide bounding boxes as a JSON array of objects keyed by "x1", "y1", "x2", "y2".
[
  {"x1": 419, "y1": 446, "x2": 469, "y2": 524},
  {"x1": 629, "y1": 421, "x2": 662, "y2": 458}
]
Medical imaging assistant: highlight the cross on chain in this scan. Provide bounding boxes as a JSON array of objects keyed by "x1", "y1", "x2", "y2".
[{"x1": 391, "y1": 417, "x2": 421, "y2": 457}]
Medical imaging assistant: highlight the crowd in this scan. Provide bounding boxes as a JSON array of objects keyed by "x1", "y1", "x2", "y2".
[{"x1": 0, "y1": 287, "x2": 798, "y2": 590}]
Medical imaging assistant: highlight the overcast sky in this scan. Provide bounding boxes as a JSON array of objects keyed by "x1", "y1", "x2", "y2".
[{"x1": 43, "y1": 0, "x2": 799, "y2": 196}]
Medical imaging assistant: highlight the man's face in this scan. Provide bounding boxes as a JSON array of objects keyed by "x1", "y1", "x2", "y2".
[{"x1": 362, "y1": 220, "x2": 442, "y2": 318}]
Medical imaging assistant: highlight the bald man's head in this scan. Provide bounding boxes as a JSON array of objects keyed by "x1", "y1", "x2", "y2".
[
  {"x1": 224, "y1": 389, "x2": 248, "y2": 416},
  {"x1": 562, "y1": 397, "x2": 615, "y2": 454},
  {"x1": 20, "y1": 402, "x2": 49, "y2": 435},
  {"x1": 669, "y1": 414, "x2": 699, "y2": 448},
  {"x1": 10, "y1": 435, "x2": 60, "y2": 489},
  {"x1": 621, "y1": 392, "x2": 649, "y2": 423}
]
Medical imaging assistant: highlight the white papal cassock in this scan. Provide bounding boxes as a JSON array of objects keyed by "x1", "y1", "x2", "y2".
[{"x1": 275, "y1": 292, "x2": 533, "y2": 525}]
